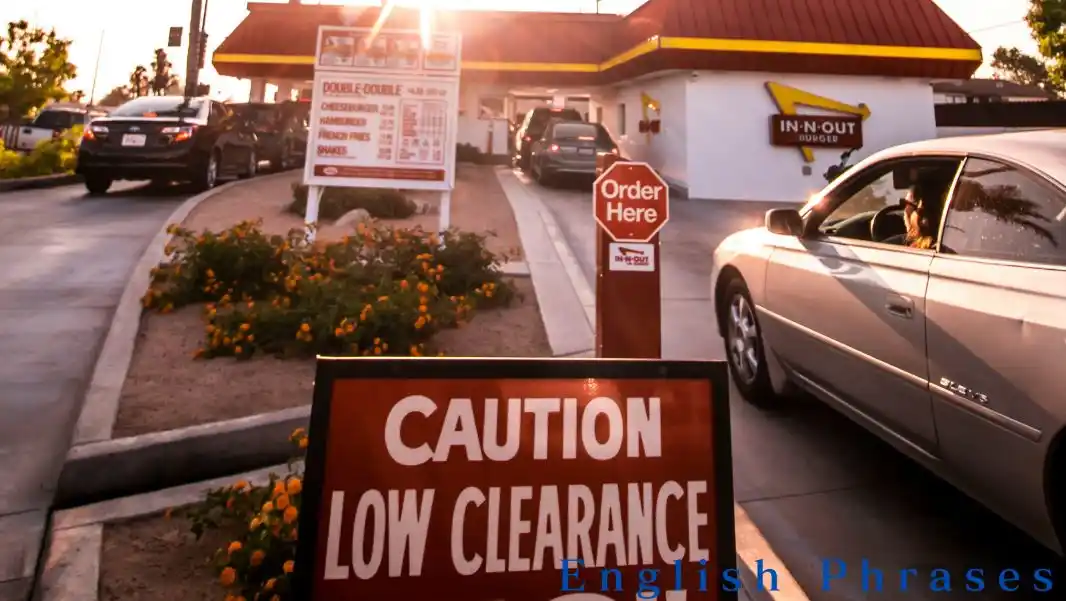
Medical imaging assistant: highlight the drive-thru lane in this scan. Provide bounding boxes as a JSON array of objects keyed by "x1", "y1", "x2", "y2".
[
  {"x1": 527, "y1": 173, "x2": 1064, "y2": 600},
  {"x1": 0, "y1": 182, "x2": 187, "y2": 600}
]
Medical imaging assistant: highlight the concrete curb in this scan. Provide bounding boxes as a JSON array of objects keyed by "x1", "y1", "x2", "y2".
[
  {"x1": 69, "y1": 169, "x2": 300, "y2": 448},
  {"x1": 495, "y1": 167, "x2": 594, "y2": 357},
  {"x1": 41, "y1": 462, "x2": 301, "y2": 601},
  {"x1": 0, "y1": 173, "x2": 80, "y2": 193},
  {"x1": 57, "y1": 406, "x2": 310, "y2": 509}
]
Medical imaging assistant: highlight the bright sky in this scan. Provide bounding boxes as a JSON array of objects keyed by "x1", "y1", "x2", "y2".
[{"x1": 0, "y1": 0, "x2": 1037, "y2": 103}]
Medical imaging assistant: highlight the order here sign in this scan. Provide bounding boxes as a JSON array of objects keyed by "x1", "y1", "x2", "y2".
[{"x1": 293, "y1": 358, "x2": 735, "y2": 601}]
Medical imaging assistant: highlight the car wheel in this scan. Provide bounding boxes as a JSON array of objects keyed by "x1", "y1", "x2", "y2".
[
  {"x1": 85, "y1": 174, "x2": 112, "y2": 196},
  {"x1": 193, "y1": 151, "x2": 219, "y2": 192},
  {"x1": 721, "y1": 277, "x2": 778, "y2": 407},
  {"x1": 519, "y1": 154, "x2": 531, "y2": 172},
  {"x1": 240, "y1": 151, "x2": 257, "y2": 179}
]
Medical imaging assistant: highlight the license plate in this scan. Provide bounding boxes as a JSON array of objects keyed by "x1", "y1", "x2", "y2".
[
  {"x1": 122, "y1": 133, "x2": 146, "y2": 147},
  {"x1": 578, "y1": 148, "x2": 594, "y2": 155}
]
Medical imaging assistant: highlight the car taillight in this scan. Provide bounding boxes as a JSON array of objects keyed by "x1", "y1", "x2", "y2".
[
  {"x1": 162, "y1": 125, "x2": 197, "y2": 142},
  {"x1": 549, "y1": 144, "x2": 560, "y2": 152},
  {"x1": 523, "y1": 135, "x2": 531, "y2": 142},
  {"x1": 83, "y1": 124, "x2": 108, "y2": 141}
]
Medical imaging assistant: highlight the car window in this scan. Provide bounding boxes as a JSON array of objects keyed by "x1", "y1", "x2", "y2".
[
  {"x1": 111, "y1": 97, "x2": 203, "y2": 117},
  {"x1": 815, "y1": 157, "x2": 962, "y2": 247},
  {"x1": 552, "y1": 123, "x2": 598, "y2": 140},
  {"x1": 32, "y1": 111, "x2": 78, "y2": 129},
  {"x1": 940, "y1": 158, "x2": 1066, "y2": 266},
  {"x1": 528, "y1": 108, "x2": 581, "y2": 133}
]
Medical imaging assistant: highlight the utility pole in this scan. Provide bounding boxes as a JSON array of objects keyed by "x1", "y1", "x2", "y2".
[
  {"x1": 184, "y1": 0, "x2": 204, "y2": 96},
  {"x1": 87, "y1": 30, "x2": 104, "y2": 106}
]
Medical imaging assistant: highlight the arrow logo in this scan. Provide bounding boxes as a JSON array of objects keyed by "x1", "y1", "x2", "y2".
[{"x1": 618, "y1": 247, "x2": 645, "y2": 256}]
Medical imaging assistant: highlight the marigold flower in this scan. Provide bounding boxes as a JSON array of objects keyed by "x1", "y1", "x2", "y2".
[
  {"x1": 275, "y1": 494, "x2": 290, "y2": 511},
  {"x1": 250, "y1": 550, "x2": 265, "y2": 566},
  {"x1": 399, "y1": 280, "x2": 409, "y2": 289},
  {"x1": 240, "y1": 323, "x2": 250, "y2": 331},
  {"x1": 283, "y1": 505, "x2": 299, "y2": 524},
  {"x1": 283, "y1": 560, "x2": 295, "y2": 574},
  {"x1": 262, "y1": 501, "x2": 274, "y2": 513},
  {"x1": 300, "y1": 323, "x2": 310, "y2": 333},
  {"x1": 227, "y1": 541, "x2": 242, "y2": 554},
  {"x1": 264, "y1": 578, "x2": 276, "y2": 591},
  {"x1": 234, "y1": 345, "x2": 243, "y2": 354},
  {"x1": 299, "y1": 438, "x2": 308, "y2": 449},
  {"x1": 219, "y1": 566, "x2": 237, "y2": 586},
  {"x1": 206, "y1": 269, "x2": 215, "y2": 279},
  {"x1": 418, "y1": 304, "x2": 427, "y2": 313},
  {"x1": 249, "y1": 517, "x2": 261, "y2": 530},
  {"x1": 286, "y1": 478, "x2": 302, "y2": 496}
]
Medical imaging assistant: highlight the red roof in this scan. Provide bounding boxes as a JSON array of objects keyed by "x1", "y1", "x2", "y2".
[{"x1": 214, "y1": 0, "x2": 981, "y2": 83}]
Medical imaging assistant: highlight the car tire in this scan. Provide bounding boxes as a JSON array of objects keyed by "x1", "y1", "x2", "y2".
[
  {"x1": 519, "y1": 154, "x2": 531, "y2": 172},
  {"x1": 721, "y1": 276, "x2": 779, "y2": 407},
  {"x1": 240, "y1": 151, "x2": 257, "y2": 179},
  {"x1": 84, "y1": 175, "x2": 112, "y2": 196},
  {"x1": 192, "y1": 150, "x2": 220, "y2": 192}
]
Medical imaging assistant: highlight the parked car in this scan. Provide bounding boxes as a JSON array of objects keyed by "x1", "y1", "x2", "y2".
[
  {"x1": 511, "y1": 107, "x2": 583, "y2": 171},
  {"x1": 77, "y1": 95, "x2": 259, "y2": 195},
  {"x1": 710, "y1": 130, "x2": 1066, "y2": 555},
  {"x1": 230, "y1": 101, "x2": 309, "y2": 171},
  {"x1": 528, "y1": 120, "x2": 618, "y2": 185},
  {"x1": 2, "y1": 104, "x2": 108, "y2": 152}
]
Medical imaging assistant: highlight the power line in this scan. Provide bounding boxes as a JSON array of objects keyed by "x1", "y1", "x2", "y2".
[{"x1": 967, "y1": 19, "x2": 1025, "y2": 34}]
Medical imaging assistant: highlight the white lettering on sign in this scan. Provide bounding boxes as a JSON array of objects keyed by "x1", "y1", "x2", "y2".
[
  {"x1": 605, "y1": 202, "x2": 658, "y2": 224},
  {"x1": 383, "y1": 395, "x2": 662, "y2": 466},
  {"x1": 599, "y1": 179, "x2": 665, "y2": 202}
]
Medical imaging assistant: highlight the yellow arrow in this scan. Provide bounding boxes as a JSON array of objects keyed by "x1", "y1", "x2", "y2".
[{"x1": 765, "y1": 81, "x2": 871, "y2": 162}]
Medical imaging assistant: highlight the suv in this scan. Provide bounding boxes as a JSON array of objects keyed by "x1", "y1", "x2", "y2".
[
  {"x1": 77, "y1": 96, "x2": 258, "y2": 194},
  {"x1": 9, "y1": 105, "x2": 108, "y2": 151},
  {"x1": 230, "y1": 101, "x2": 309, "y2": 171},
  {"x1": 512, "y1": 107, "x2": 583, "y2": 171}
]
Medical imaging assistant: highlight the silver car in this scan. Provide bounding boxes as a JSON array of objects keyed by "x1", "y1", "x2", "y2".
[{"x1": 711, "y1": 130, "x2": 1066, "y2": 554}]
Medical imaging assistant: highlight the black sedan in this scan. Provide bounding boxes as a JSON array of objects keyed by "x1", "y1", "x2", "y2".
[
  {"x1": 528, "y1": 120, "x2": 619, "y2": 185},
  {"x1": 77, "y1": 95, "x2": 258, "y2": 195}
]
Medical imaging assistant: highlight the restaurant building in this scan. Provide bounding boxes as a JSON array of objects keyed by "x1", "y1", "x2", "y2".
[{"x1": 214, "y1": 0, "x2": 982, "y2": 202}]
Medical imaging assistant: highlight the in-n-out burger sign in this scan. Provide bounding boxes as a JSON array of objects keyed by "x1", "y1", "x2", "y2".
[
  {"x1": 321, "y1": 395, "x2": 709, "y2": 579},
  {"x1": 296, "y1": 362, "x2": 734, "y2": 601},
  {"x1": 769, "y1": 115, "x2": 863, "y2": 149}
]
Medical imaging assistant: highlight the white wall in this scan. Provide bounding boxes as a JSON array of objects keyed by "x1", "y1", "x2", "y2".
[
  {"x1": 594, "y1": 74, "x2": 688, "y2": 190},
  {"x1": 686, "y1": 72, "x2": 937, "y2": 202},
  {"x1": 457, "y1": 80, "x2": 509, "y2": 154}
]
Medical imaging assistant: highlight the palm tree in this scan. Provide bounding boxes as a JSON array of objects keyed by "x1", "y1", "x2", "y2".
[
  {"x1": 150, "y1": 49, "x2": 180, "y2": 96},
  {"x1": 129, "y1": 66, "x2": 148, "y2": 97}
]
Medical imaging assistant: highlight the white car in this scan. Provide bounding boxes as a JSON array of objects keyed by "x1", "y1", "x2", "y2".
[
  {"x1": 710, "y1": 130, "x2": 1066, "y2": 554},
  {"x1": 4, "y1": 106, "x2": 107, "y2": 152}
]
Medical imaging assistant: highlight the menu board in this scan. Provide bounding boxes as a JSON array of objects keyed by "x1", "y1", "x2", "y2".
[
  {"x1": 303, "y1": 73, "x2": 459, "y2": 191},
  {"x1": 315, "y1": 27, "x2": 461, "y2": 76}
]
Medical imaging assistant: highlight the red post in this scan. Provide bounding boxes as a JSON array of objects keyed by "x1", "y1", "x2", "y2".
[{"x1": 593, "y1": 153, "x2": 668, "y2": 359}]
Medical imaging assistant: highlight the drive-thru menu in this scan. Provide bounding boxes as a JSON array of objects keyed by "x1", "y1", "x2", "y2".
[{"x1": 304, "y1": 27, "x2": 461, "y2": 191}]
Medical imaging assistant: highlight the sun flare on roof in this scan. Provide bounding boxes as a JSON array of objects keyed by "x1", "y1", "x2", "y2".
[{"x1": 369, "y1": 0, "x2": 437, "y2": 50}]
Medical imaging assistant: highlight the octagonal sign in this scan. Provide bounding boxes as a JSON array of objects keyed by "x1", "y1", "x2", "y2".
[{"x1": 593, "y1": 161, "x2": 670, "y2": 242}]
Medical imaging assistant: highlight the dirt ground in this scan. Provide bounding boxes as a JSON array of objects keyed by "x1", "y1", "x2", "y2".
[
  {"x1": 181, "y1": 164, "x2": 522, "y2": 258},
  {"x1": 112, "y1": 165, "x2": 548, "y2": 437},
  {"x1": 99, "y1": 514, "x2": 235, "y2": 601}
]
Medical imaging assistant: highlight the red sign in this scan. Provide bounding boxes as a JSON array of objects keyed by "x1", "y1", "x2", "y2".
[
  {"x1": 594, "y1": 162, "x2": 670, "y2": 242},
  {"x1": 294, "y1": 358, "x2": 736, "y2": 601}
]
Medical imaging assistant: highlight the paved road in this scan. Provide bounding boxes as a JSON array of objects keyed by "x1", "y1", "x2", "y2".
[
  {"x1": 528, "y1": 174, "x2": 1065, "y2": 600},
  {"x1": 0, "y1": 182, "x2": 188, "y2": 600}
]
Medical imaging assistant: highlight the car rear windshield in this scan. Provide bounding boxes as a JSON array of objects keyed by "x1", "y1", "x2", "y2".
[
  {"x1": 109, "y1": 97, "x2": 203, "y2": 118},
  {"x1": 553, "y1": 123, "x2": 613, "y2": 146},
  {"x1": 529, "y1": 108, "x2": 582, "y2": 131},
  {"x1": 239, "y1": 106, "x2": 281, "y2": 131},
  {"x1": 31, "y1": 111, "x2": 82, "y2": 129}
]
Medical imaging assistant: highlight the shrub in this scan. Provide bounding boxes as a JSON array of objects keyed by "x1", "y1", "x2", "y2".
[
  {"x1": 288, "y1": 184, "x2": 417, "y2": 221},
  {"x1": 142, "y1": 221, "x2": 299, "y2": 313},
  {"x1": 184, "y1": 430, "x2": 308, "y2": 601},
  {"x1": 0, "y1": 125, "x2": 82, "y2": 179},
  {"x1": 143, "y1": 220, "x2": 516, "y2": 358},
  {"x1": 456, "y1": 142, "x2": 483, "y2": 163}
]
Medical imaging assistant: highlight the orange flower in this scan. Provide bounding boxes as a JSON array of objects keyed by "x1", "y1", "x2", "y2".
[
  {"x1": 250, "y1": 550, "x2": 265, "y2": 566},
  {"x1": 300, "y1": 323, "x2": 310, "y2": 333},
  {"x1": 264, "y1": 578, "x2": 276, "y2": 591},
  {"x1": 400, "y1": 280, "x2": 409, "y2": 289},
  {"x1": 299, "y1": 437, "x2": 308, "y2": 449},
  {"x1": 262, "y1": 501, "x2": 274, "y2": 513},
  {"x1": 284, "y1": 505, "x2": 299, "y2": 524},
  {"x1": 227, "y1": 541, "x2": 242, "y2": 554},
  {"x1": 283, "y1": 560, "x2": 295, "y2": 574},
  {"x1": 219, "y1": 566, "x2": 237, "y2": 586},
  {"x1": 275, "y1": 493, "x2": 290, "y2": 511},
  {"x1": 286, "y1": 478, "x2": 302, "y2": 496},
  {"x1": 273, "y1": 481, "x2": 285, "y2": 498}
]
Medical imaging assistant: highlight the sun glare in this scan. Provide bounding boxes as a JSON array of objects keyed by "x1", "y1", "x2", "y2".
[{"x1": 366, "y1": 0, "x2": 436, "y2": 50}]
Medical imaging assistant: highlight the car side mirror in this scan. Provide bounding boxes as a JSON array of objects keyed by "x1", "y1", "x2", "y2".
[{"x1": 765, "y1": 208, "x2": 803, "y2": 236}]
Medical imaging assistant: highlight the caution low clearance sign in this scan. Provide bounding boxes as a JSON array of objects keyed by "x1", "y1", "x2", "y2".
[{"x1": 293, "y1": 358, "x2": 735, "y2": 601}]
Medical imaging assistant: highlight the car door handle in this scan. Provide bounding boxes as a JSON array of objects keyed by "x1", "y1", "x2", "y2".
[{"x1": 885, "y1": 294, "x2": 914, "y2": 319}]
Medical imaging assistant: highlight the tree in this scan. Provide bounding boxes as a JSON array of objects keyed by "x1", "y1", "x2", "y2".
[
  {"x1": 990, "y1": 46, "x2": 1061, "y2": 95},
  {"x1": 150, "y1": 48, "x2": 180, "y2": 96},
  {"x1": 1025, "y1": 0, "x2": 1066, "y2": 89},
  {"x1": 98, "y1": 85, "x2": 133, "y2": 107},
  {"x1": 0, "y1": 20, "x2": 78, "y2": 119},
  {"x1": 129, "y1": 65, "x2": 148, "y2": 97}
]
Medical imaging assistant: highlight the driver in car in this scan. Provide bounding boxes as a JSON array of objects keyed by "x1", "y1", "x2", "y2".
[{"x1": 884, "y1": 183, "x2": 936, "y2": 249}]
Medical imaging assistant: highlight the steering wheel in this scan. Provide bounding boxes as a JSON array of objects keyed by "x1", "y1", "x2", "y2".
[{"x1": 869, "y1": 204, "x2": 906, "y2": 242}]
